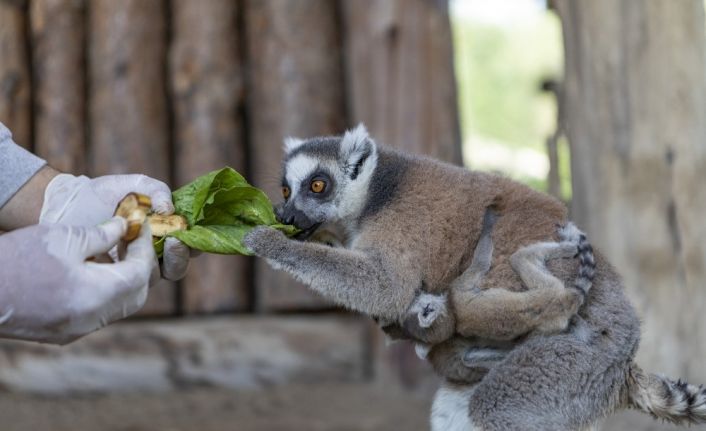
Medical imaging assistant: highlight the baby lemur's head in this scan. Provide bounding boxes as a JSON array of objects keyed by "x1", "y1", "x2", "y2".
[{"x1": 276, "y1": 124, "x2": 378, "y2": 239}]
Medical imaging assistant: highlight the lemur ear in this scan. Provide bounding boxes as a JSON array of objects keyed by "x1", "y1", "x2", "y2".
[
  {"x1": 340, "y1": 123, "x2": 376, "y2": 180},
  {"x1": 283, "y1": 136, "x2": 305, "y2": 153}
]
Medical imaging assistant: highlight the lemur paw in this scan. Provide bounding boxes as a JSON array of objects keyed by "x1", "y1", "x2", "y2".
[
  {"x1": 557, "y1": 222, "x2": 583, "y2": 245},
  {"x1": 243, "y1": 226, "x2": 287, "y2": 256}
]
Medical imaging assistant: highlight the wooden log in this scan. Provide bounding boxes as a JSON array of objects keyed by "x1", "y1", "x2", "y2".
[
  {"x1": 0, "y1": 315, "x2": 368, "y2": 394},
  {"x1": 245, "y1": 0, "x2": 346, "y2": 311},
  {"x1": 0, "y1": 0, "x2": 31, "y2": 149},
  {"x1": 555, "y1": 0, "x2": 706, "y2": 385},
  {"x1": 88, "y1": 0, "x2": 173, "y2": 315},
  {"x1": 341, "y1": 0, "x2": 462, "y2": 165},
  {"x1": 170, "y1": 0, "x2": 249, "y2": 313},
  {"x1": 30, "y1": 0, "x2": 85, "y2": 174}
]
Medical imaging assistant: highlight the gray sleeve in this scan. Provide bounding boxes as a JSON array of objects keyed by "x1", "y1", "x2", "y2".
[{"x1": 0, "y1": 122, "x2": 47, "y2": 208}]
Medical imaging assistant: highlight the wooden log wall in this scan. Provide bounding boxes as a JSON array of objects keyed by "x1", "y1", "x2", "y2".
[
  {"x1": 342, "y1": 0, "x2": 462, "y2": 165},
  {"x1": 0, "y1": 0, "x2": 31, "y2": 149},
  {"x1": 246, "y1": 0, "x2": 346, "y2": 311},
  {"x1": 0, "y1": 0, "x2": 461, "y2": 318},
  {"x1": 89, "y1": 0, "x2": 174, "y2": 314},
  {"x1": 31, "y1": 0, "x2": 85, "y2": 173},
  {"x1": 170, "y1": 0, "x2": 249, "y2": 313}
]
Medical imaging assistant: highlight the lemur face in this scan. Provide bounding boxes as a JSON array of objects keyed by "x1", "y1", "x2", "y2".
[{"x1": 277, "y1": 124, "x2": 377, "y2": 240}]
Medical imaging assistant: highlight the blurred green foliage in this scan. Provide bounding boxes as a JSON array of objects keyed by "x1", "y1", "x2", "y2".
[{"x1": 451, "y1": 4, "x2": 571, "y2": 199}]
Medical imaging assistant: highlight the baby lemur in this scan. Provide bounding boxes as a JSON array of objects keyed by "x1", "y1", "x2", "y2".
[
  {"x1": 396, "y1": 213, "x2": 595, "y2": 384},
  {"x1": 244, "y1": 125, "x2": 706, "y2": 429}
]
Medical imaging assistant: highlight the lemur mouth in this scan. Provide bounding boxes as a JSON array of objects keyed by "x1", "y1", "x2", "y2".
[{"x1": 294, "y1": 222, "x2": 322, "y2": 241}]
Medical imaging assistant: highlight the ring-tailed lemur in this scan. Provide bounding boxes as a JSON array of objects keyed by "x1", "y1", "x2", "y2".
[{"x1": 244, "y1": 124, "x2": 706, "y2": 429}]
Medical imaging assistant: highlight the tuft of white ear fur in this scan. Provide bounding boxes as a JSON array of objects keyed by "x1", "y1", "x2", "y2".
[
  {"x1": 283, "y1": 136, "x2": 305, "y2": 153},
  {"x1": 341, "y1": 123, "x2": 369, "y2": 151},
  {"x1": 340, "y1": 123, "x2": 376, "y2": 178}
]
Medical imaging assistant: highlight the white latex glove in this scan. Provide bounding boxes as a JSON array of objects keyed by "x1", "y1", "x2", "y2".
[
  {"x1": 0, "y1": 217, "x2": 155, "y2": 344},
  {"x1": 39, "y1": 173, "x2": 190, "y2": 281}
]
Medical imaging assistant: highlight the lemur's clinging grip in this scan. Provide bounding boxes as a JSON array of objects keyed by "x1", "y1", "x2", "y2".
[{"x1": 401, "y1": 219, "x2": 597, "y2": 384}]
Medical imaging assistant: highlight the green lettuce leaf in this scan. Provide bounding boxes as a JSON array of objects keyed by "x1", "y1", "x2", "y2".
[{"x1": 155, "y1": 167, "x2": 298, "y2": 256}]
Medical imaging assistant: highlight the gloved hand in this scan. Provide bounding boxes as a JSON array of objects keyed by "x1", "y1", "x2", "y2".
[
  {"x1": 39, "y1": 173, "x2": 191, "y2": 281},
  {"x1": 0, "y1": 217, "x2": 155, "y2": 344}
]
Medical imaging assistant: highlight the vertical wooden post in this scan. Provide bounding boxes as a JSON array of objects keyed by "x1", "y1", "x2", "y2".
[
  {"x1": 0, "y1": 0, "x2": 31, "y2": 149},
  {"x1": 30, "y1": 0, "x2": 85, "y2": 174},
  {"x1": 556, "y1": 0, "x2": 706, "y2": 386},
  {"x1": 88, "y1": 0, "x2": 174, "y2": 315},
  {"x1": 341, "y1": 0, "x2": 462, "y2": 164},
  {"x1": 170, "y1": 0, "x2": 249, "y2": 313},
  {"x1": 245, "y1": 0, "x2": 347, "y2": 311}
]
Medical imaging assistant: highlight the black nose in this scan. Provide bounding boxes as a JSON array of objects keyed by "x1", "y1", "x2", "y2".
[{"x1": 279, "y1": 206, "x2": 316, "y2": 230}]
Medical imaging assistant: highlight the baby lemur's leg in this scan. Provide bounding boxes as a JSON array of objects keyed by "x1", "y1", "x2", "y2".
[
  {"x1": 507, "y1": 222, "x2": 593, "y2": 333},
  {"x1": 454, "y1": 222, "x2": 592, "y2": 340},
  {"x1": 426, "y1": 336, "x2": 514, "y2": 385},
  {"x1": 401, "y1": 209, "x2": 499, "y2": 345},
  {"x1": 510, "y1": 223, "x2": 592, "y2": 295}
]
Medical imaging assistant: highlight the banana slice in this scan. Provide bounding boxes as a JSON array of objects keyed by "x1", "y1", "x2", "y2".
[
  {"x1": 148, "y1": 214, "x2": 188, "y2": 237},
  {"x1": 114, "y1": 193, "x2": 152, "y2": 241},
  {"x1": 114, "y1": 193, "x2": 188, "y2": 242}
]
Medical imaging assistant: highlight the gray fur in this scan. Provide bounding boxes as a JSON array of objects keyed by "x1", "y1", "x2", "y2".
[
  {"x1": 401, "y1": 207, "x2": 498, "y2": 346},
  {"x1": 245, "y1": 124, "x2": 705, "y2": 429},
  {"x1": 359, "y1": 150, "x2": 409, "y2": 221},
  {"x1": 285, "y1": 136, "x2": 341, "y2": 162},
  {"x1": 627, "y1": 363, "x2": 706, "y2": 424},
  {"x1": 412, "y1": 220, "x2": 594, "y2": 383}
]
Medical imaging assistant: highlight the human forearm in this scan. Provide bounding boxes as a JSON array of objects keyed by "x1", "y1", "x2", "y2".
[{"x1": 0, "y1": 165, "x2": 59, "y2": 230}]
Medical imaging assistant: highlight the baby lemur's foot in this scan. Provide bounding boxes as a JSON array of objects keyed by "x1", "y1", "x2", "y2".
[
  {"x1": 557, "y1": 222, "x2": 584, "y2": 245},
  {"x1": 545, "y1": 222, "x2": 585, "y2": 260},
  {"x1": 462, "y1": 347, "x2": 509, "y2": 368},
  {"x1": 545, "y1": 242, "x2": 581, "y2": 261},
  {"x1": 415, "y1": 293, "x2": 448, "y2": 328}
]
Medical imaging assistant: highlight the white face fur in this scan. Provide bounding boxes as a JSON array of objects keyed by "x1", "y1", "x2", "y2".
[{"x1": 277, "y1": 124, "x2": 378, "y2": 236}]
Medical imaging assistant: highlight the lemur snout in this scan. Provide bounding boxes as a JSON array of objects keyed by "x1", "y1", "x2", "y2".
[{"x1": 278, "y1": 204, "x2": 317, "y2": 231}]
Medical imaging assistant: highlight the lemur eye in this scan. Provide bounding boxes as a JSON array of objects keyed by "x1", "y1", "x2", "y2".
[
  {"x1": 282, "y1": 186, "x2": 291, "y2": 199},
  {"x1": 311, "y1": 180, "x2": 326, "y2": 193}
]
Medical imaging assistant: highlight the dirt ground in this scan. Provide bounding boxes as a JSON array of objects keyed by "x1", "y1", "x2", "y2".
[
  {"x1": 0, "y1": 382, "x2": 703, "y2": 431},
  {"x1": 0, "y1": 383, "x2": 431, "y2": 431}
]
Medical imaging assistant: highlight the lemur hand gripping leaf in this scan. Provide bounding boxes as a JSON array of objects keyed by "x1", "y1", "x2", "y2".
[{"x1": 153, "y1": 167, "x2": 298, "y2": 256}]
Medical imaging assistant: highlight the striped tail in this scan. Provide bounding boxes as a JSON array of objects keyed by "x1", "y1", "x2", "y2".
[
  {"x1": 558, "y1": 222, "x2": 596, "y2": 296},
  {"x1": 627, "y1": 362, "x2": 706, "y2": 424}
]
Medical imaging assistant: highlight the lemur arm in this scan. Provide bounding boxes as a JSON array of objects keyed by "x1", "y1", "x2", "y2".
[
  {"x1": 399, "y1": 209, "x2": 499, "y2": 344},
  {"x1": 449, "y1": 208, "x2": 497, "y2": 292},
  {"x1": 244, "y1": 226, "x2": 415, "y2": 318},
  {"x1": 453, "y1": 223, "x2": 590, "y2": 340}
]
